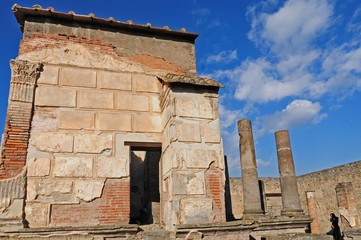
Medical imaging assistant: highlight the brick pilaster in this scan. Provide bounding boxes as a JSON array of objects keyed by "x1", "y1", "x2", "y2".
[
  {"x1": 336, "y1": 182, "x2": 360, "y2": 230},
  {"x1": 0, "y1": 60, "x2": 41, "y2": 179},
  {"x1": 205, "y1": 162, "x2": 226, "y2": 222}
]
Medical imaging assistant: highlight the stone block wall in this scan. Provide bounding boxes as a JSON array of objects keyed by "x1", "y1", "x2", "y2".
[
  {"x1": 20, "y1": 33, "x2": 164, "y2": 228},
  {"x1": 229, "y1": 160, "x2": 361, "y2": 234},
  {"x1": 160, "y1": 86, "x2": 225, "y2": 229}
]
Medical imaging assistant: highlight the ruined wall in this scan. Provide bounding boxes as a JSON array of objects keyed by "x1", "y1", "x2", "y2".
[
  {"x1": 23, "y1": 17, "x2": 197, "y2": 76},
  {"x1": 0, "y1": 5, "x2": 227, "y2": 231},
  {"x1": 160, "y1": 84, "x2": 225, "y2": 229},
  {"x1": 229, "y1": 160, "x2": 361, "y2": 233},
  {"x1": 19, "y1": 33, "x2": 164, "y2": 227}
]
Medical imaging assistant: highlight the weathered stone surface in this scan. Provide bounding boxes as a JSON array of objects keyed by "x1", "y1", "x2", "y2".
[
  {"x1": 74, "y1": 179, "x2": 105, "y2": 202},
  {"x1": 133, "y1": 74, "x2": 161, "y2": 93},
  {"x1": 275, "y1": 130, "x2": 302, "y2": 214},
  {"x1": 201, "y1": 119, "x2": 221, "y2": 143},
  {"x1": 27, "y1": 158, "x2": 51, "y2": 177},
  {"x1": 19, "y1": 43, "x2": 144, "y2": 73},
  {"x1": 162, "y1": 146, "x2": 177, "y2": 175},
  {"x1": 96, "y1": 156, "x2": 128, "y2": 178},
  {"x1": 53, "y1": 157, "x2": 93, "y2": 177},
  {"x1": 180, "y1": 197, "x2": 214, "y2": 224},
  {"x1": 96, "y1": 112, "x2": 132, "y2": 131},
  {"x1": 25, "y1": 203, "x2": 49, "y2": 227},
  {"x1": 59, "y1": 110, "x2": 95, "y2": 130},
  {"x1": 79, "y1": 90, "x2": 114, "y2": 109},
  {"x1": 37, "y1": 179, "x2": 73, "y2": 195},
  {"x1": 98, "y1": 71, "x2": 131, "y2": 90},
  {"x1": 61, "y1": 68, "x2": 96, "y2": 88},
  {"x1": 162, "y1": 100, "x2": 173, "y2": 130},
  {"x1": 117, "y1": 94, "x2": 149, "y2": 111},
  {"x1": 134, "y1": 114, "x2": 162, "y2": 133},
  {"x1": 238, "y1": 119, "x2": 263, "y2": 216},
  {"x1": 177, "y1": 122, "x2": 201, "y2": 143},
  {"x1": 0, "y1": 199, "x2": 23, "y2": 218},
  {"x1": 38, "y1": 65, "x2": 59, "y2": 85},
  {"x1": 151, "y1": 95, "x2": 161, "y2": 112},
  {"x1": 31, "y1": 108, "x2": 58, "y2": 133},
  {"x1": 177, "y1": 148, "x2": 218, "y2": 169},
  {"x1": 199, "y1": 100, "x2": 214, "y2": 119},
  {"x1": 27, "y1": 178, "x2": 74, "y2": 201},
  {"x1": 27, "y1": 179, "x2": 37, "y2": 201},
  {"x1": 176, "y1": 98, "x2": 213, "y2": 119},
  {"x1": 35, "y1": 86, "x2": 76, "y2": 107},
  {"x1": 172, "y1": 172, "x2": 204, "y2": 195},
  {"x1": 30, "y1": 132, "x2": 73, "y2": 153},
  {"x1": 74, "y1": 133, "x2": 112, "y2": 154}
]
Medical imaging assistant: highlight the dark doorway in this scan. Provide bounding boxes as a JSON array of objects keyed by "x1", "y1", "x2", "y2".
[{"x1": 128, "y1": 144, "x2": 161, "y2": 225}]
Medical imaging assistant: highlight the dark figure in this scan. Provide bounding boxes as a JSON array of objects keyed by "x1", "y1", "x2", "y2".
[{"x1": 330, "y1": 213, "x2": 342, "y2": 240}]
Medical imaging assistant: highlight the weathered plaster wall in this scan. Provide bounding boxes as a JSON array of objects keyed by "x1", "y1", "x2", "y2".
[
  {"x1": 229, "y1": 160, "x2": 361, "y2": 234},
  {"x1": 23, "y1": 18, "x2": 197, "y2": 76}
]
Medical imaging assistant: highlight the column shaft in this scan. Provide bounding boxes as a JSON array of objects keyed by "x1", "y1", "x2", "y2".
[
  {"x1": 238, "y1": 119, "x2": 263, "y2": 216},
  {"x1": 275, "y1": 130, "x2": 303, "y2": 215}
]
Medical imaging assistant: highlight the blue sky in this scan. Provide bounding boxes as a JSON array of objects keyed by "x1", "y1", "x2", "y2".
[{"x1": 1, "y1": 0, "x2": 360, "y2": 177}]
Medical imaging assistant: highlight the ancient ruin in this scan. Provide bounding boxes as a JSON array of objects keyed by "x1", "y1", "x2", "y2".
[{"x1": 0, "y1": 4, "x2": 360, "y2": 240}]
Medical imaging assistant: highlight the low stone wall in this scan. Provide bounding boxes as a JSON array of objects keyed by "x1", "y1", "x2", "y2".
[{"x1": 229, "y1": 160, "x2": 361, "y2": 234}]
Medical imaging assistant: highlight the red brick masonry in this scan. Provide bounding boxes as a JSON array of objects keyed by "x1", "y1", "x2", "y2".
[
  {"x1": 0, "y1": 102, "x2": 33, "y2": 179},
  {"x1": 51, "y1": 179, "x2": 130, "y2": 226}
]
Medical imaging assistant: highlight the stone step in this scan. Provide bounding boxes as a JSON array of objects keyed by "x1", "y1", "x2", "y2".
[
  {"x1": 0, "y1": 218, "x2": 24, "y2": 231},
  {"x1": 143, "y1": 230, "x2": 171, "y2": 240}
]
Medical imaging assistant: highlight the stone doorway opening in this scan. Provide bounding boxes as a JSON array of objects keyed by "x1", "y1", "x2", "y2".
[{"x1": 127, "y1": 143, "x2": 161, "y2": 225}]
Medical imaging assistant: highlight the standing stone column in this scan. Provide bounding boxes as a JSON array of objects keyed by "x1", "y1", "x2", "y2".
[
  {"x1": 275, "y1": 130, "x2": 303, "y2": 215},
  {"x1": 238, "y1": 119, "x2": 263, "y2": 218}
]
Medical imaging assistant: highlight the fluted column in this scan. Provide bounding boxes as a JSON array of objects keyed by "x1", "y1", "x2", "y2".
[
  {"x1": 238, "y1": 119, "x2": 263, "y2": 218},
  {"x1": 275, "y1": 130, "x2": 303, "y2": 215}
]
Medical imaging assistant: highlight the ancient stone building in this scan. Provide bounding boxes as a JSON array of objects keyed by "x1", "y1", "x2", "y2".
[{"x1": 1, "y1": 4, "x2": 358, "y2": 240}]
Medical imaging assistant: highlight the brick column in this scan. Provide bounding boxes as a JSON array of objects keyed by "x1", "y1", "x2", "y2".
[
  {"x1": 306, "y1": 191, "x2": 320, "y2": 233},
  {"x1": 238, "y1": 119, "x2": 263, "y2": 218},
  {"x1": 336, "y1": 182, "x2": 360, "y2": 230},
  {"x1": 275, "y1": 130, "x2": 303, "y2": 216},
  {"x1": 0, "y1": 60, "x2": 41, "y2": 179}
]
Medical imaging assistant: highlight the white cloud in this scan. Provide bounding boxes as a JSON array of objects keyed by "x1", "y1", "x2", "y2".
[
  {"x1": 258, "y1": 100, "x2": 327, "y2": 135},
  {"x1": 218, "y1": 103, "x2": 243, "y2": 129},
  {"x1": 207, "y1": 19, "x2": 221, "y2": 28},
  {"x1": 347, "y1": 7, "x2": 361, "y2": 33},
  {"x1": 209, "y1": 0, "x2": 361, "y2": 105},
  {"x1": 248, "y1": 0, "x2": 333, "y2": 54},
  {"x1": 257, "y1": 158, "x2": 271, "y2": 167},
  {"x1": 192, "y1": 8, "x2": 211, "y2": 26},
  {"x1": 206, "y1": 50, "x2": 237, "y2": 64},
  {"x1": 192, "y1": 8, "x2": 210, "y2": 16}
]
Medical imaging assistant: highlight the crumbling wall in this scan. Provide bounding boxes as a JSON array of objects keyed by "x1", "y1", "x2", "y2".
[
  {"x1": 20, "y1": 33, "x2": 164, "y2": 227},
  {"x1": 160, "y1": 83, "x2": 225, "y2": 229},
  {"x1": 23, "y1": 18, "x2": 197, "y2": 75},
  {"x1": 229, "y1": 160, "x2": 361, "y2": 234}
]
